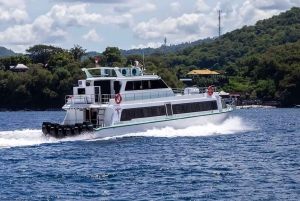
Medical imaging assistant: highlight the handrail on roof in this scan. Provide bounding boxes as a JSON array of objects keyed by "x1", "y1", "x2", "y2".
[{"x1": 82, "y1": 66, "x2": 156, "y2": 78}]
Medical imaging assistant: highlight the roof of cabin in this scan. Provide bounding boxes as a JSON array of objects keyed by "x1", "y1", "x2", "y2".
[
  {"x1": 10, "y1": 64, "x2": 29, "y2": 69},
  {"x1": 187, "y1": 69, "x2": 219, "y2": 75}
]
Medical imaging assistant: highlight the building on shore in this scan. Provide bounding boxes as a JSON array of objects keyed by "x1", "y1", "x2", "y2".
[
  {"x1": 10, "y1": 64, "x2": 29, "y2": 72},
  {"x1": 179, "y1": 69, "x2": 228, "y2": 87}
]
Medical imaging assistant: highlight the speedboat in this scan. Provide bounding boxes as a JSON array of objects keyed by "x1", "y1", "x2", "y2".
[{"x1": 42, "y1": 61, "x2": 235, "y2": 139}]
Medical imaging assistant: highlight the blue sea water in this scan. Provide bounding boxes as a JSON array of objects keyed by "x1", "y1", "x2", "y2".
[{"x1": 0, "y1": 109, "x2": 299, "y2": 200}]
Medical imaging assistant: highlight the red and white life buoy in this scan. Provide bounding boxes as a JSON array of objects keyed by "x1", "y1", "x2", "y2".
[
  {"x1": 115, "y1": 93, "x2": 122, "y2": 104},
  {"x1": 207, "y1": 86, "x2": 214, "y2": 96}
]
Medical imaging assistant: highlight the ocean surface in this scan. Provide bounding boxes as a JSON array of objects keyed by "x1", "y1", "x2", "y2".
[{"x1": 0, "y1": 108, "x2": 299, "y2": 200}]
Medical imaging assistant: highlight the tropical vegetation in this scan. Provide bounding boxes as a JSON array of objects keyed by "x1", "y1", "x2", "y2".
[{"x1": 1, "y1": 7, "x2": 300, "y2": 109}]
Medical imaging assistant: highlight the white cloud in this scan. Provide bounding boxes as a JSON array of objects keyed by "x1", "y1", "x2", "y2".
[
  {"x1": 0, "y1": 0, "x2": 29, "y2": 23},
  {"x1": 227, "y1": 1, "x2": 281, "y2": 29},
  {"x1": 131, "y1": 3, "x2": 156, "y2": 13},
  {"x1": 195, "y1": 0, "x2": 210, "y2": 12},
  {"x1": 0, "y1": 25, "x2": 35, "y2": 44},
  {"x1": 52, "y1": 0, "x2": 130, "y2": 3},
  {"x1": 132, "y1": 13, "x2": 216, "y2": 44},
  {"x1": 250, "y1": 0, "x2": 295, "y2": 10},
  {"x1": 73, "y1": 0, "x2": 157, "y2": 14},
  {"x1": 170, "y1": 2, "x2": 181, "y2": 12},
  {"x1": 101, "y1": 14, "x2": 133, "y2": 28},
  {"x1": 0, "y1": 3, "x2": 133, "y2": 46},
  {"x1": 46, "y1": 4, "x2": 133, "y2": 27},
  {"x1": 0, "y1": 0, "x2": 27, "y2": 8},
  {"x1": 46, "y1": 4, "x2": 102, "y2": 27},
  {"x1": 82, "y1": 29, "x2": 103, "y2": 42}
]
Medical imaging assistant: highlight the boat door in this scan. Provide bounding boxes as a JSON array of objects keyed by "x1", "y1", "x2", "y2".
[
  {"x1": 85, "y1": 109, "x2": 91, "y2": 123},
  {"x1": 94, "y1": 86, "x2": 100, "y2": 103},
  {"x1": 165, "y1": 102, "x2": 173, "y2": 116}
]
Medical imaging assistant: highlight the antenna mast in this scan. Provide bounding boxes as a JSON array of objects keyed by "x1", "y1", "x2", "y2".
[
  {"x1": 142, "y1": 52, "x2": 145, "y2": 71},
  {"x1": 218, "y1": 10, "x2": 222, "y2": 37}
]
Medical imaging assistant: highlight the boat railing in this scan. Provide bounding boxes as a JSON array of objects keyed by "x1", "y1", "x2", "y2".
[
  {"x1": 66, "y1": 91, "x2": 175, "y2": 105},
  {"x1": 65, "y1": 94, "x2": 100, "y2": 105},
  {"x1": 172, "y1": 87, "x2": 218, "y2": 95},
  {"x1": 101, "y1": 91, "x2": 175, "y2": 103},
  {"x1": 123, "y1": 91, "x2": 174, "y2": 102},
  {"x1": 65, "y1": 86, "x2": 220, "y2": 105},
  {"x1": 224, "y1": 98, "x2": 236, "y2": 110},
  {"x1": 171, "y1": 88, "x2": 185, "y2": 94},
  {"x1": 142, "y1": 72, "x2": 156, "y2": 76}
]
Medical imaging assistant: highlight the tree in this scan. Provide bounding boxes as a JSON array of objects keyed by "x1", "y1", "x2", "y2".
[
  {"x1": 48, "y1": 51, "x2": 74, "y2": 68},
  {"x1": 69, "y1": 44, "x2": 87, "y2": 62},
  {"x1": 26, "y1": 44, "x2": 64, "y2": 66},
  {"x1": 102, "y1": 47, "x2": 121, "y2": 66},
  {"x1": 0, "y1": 55, "x2": 31, "y2": 70},
  {"x1": 255, "y1": 79, "x2": 276, "y2": 99}
]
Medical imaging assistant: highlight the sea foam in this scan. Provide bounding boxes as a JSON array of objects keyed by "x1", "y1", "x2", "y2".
[{"x1": 0, "y1": 116, "x2": 256, "y2": 148}]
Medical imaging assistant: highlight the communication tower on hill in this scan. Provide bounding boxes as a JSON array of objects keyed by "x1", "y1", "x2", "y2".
[{"x1": 218, "y1": 10, "x2": 222, "y2": 37}]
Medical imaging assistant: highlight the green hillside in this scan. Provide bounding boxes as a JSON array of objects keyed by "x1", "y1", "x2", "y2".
[
  {"x1": 81, "y1": 37, "x2": 214, "y2": 61},
  {"x1": 120, "y1": 37, "x2": 214, "y2": 57},
  {"x1": 163, "y1": 7, "x2": 300, "y2": 70},
  {"x1": 0, "y1": 47, "x2": 20, "y2": 57}
]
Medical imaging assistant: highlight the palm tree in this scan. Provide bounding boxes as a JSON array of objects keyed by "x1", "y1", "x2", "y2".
[{"x1": 69, "y1": 45, "x2": 87, "y2": 62}]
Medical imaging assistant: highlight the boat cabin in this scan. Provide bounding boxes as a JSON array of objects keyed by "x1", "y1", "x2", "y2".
[{"x1": 69, "y1": 67, "x2": 174, "y2": 105}]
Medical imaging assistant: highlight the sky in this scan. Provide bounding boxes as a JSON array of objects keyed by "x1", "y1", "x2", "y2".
[{"x1": 0, "y1": 0, "x2": 299, "y2": 54}]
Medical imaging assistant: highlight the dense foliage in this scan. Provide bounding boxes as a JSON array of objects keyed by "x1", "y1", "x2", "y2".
[
  {"x1": 1, "y1": 7, "x2": 300, "y2": 109},
  {"x1": 0, "y1": 45, "x2": 184, "y2": 110}
]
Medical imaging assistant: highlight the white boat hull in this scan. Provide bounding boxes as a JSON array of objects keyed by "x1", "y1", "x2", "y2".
[{"x1": 91, "y1": 110, "x2": 231, "y2": 139}]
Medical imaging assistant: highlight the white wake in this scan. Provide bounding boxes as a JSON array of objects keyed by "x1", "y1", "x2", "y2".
[{"x1": 0, "y1": 116, "x2": 256, "y2": 148}]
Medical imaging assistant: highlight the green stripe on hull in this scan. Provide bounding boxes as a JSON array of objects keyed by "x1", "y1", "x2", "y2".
[{"x1": 94, "y1": 109, "x2": 233, "y2": 131}]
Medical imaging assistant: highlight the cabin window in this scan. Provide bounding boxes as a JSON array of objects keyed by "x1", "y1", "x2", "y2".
[
  {"x1": 125, "y1": 79, "x2": 168, "y2": 91},
  {"x1": 111, "y1": 69, "x2": 117, "y2": 77},
  {"x1": 172, "y1": 101, "x2": 218, "y2": 114},
  {"x1": 120, "y1": 105, "x2": 166, "y2": 121},
  {"x1": 122, "y1": 69, "x2": 126, "y2": 76},
  {"x1": 78, "y1": 88, "x2": 86, "y2": 94},
  {"x1": 125, "y1": 81, "x2": 134, "y2": 91},
  {"x1": 94, "y1": 81, "x2": 111, "y2": 94},
  {"x1": 120, "y1": 101, "x2": 218, "y2": 121},
  {"x1": 150, "y1": 79, "x2": 168, "y2": 89},
  {"x1": 114, "y1": 81, "x2": 121, "y2": 94},
  {"x1": 142, "y1": 80, "x2": 150, "y2": 89},
  {"x1": 134, "y1": 81, "x2": 142, "y2": 90}
]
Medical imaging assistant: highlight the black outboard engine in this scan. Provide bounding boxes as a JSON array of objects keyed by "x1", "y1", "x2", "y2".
[
  {"x1": 42, "y1": 122, "x2": 51, "y2": 134},
  {"x1": 64, "y1": 126, "x2": 72, "y2": 136},
  {"x1": 42, "y1": 121, "x2": 94, "y2": 138},
  {"x1": 83, "y1": 122, "x2": 94, "y2": 132},
  {"x1": 57, "y1": 125, "x2": 65, "y2": 138},
  {"x1": 75, "y1": 123, "x2": 83, "y2": 133},
  {"x1": 50, "y1": 124, "x2": 59, "y2": 137}
]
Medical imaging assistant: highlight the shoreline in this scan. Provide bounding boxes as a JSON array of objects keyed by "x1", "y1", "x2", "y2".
[{"x1": 236, "y1": 105, "x2": 277, "y2": 109}]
